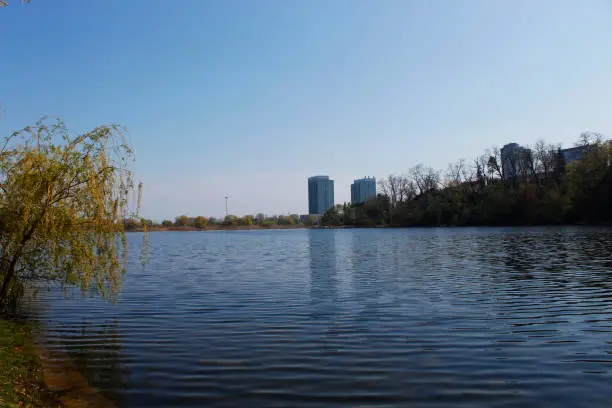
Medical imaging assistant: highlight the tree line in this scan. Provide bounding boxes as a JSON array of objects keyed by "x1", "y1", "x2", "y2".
[
  {"x1": 124, "y1": 213, "x2": 321, "y2": 230},
  {"x1": 321, "y1": 132, "x2": 612, "y2": 227}
]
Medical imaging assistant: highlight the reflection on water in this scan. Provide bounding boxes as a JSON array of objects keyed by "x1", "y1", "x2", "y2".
[
  {"x1": 29, "y1": 227, "x2": 612, "y2": 407},
  {"x1": 62, "y1": 320, "x2": 128, "y2": 405},
  {"x1": 35, "y1": 319, "x2": 127, "y2": 407},
  {"x1": 308, "y1": 230, "x2": 337, "y2": 313}
]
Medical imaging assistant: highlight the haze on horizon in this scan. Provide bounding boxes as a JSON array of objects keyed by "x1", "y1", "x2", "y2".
[{"x1": 2, "y1": 0, "x2": 611, "y2": 220}]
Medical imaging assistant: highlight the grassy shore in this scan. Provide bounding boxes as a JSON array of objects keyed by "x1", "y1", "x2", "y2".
[{"x1": 0, "y1": 318, "x2": 60, "y2": 407}]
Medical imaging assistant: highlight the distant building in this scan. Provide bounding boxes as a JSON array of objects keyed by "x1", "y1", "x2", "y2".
[
  {"x1": 308, "y1": 176, "x2": 334, "y2": 215},
  {"x1": 351, "y1": 177, "x2": 376, "y2": 204},
  {"x1": 560, "y1": 145, "x2": 590, "y2": 164},
  {"x1": 501, "y1": 143, "x2": 531, "y2": 179}
]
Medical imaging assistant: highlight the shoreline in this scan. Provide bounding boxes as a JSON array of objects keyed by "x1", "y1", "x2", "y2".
[
  {"x1": 0, "y1": 317, "x2": 62, "y2": 407},
  {"x1": 131, "y1": 224, "x2": 309, "y2": 232},
  {"x1": 128, "y1": 222, "x2": 612, "y2": 232},
  {"x1": 33, "y1": 328, "x2": 116, "y2": 408},
  {"x1": 0, "y1": 315, "x2": 115, "y2": 408}
]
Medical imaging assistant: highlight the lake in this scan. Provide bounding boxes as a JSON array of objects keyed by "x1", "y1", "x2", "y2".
[{"x1": 31, "y1": 228, "x2": 612, "y2": 407}]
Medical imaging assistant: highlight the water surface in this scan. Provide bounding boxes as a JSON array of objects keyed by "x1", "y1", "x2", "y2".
[{"x1": 33, "y1": 228, "x2": 612, "y2": 407}]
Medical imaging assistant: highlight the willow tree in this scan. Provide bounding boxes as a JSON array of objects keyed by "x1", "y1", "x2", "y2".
[{"x1": 0, "y1": 118, "x2": 142, "y2": 311}]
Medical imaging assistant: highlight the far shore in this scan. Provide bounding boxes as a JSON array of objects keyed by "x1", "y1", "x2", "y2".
[
  {"x1": 128, "y1": 222, "x2": 612, "y2": 232},
  {"x1": 128, "y1": 224, "x2": 380, "y2": 232},
  {"x1": 130, "y1": 224, "x2": 309, "y2": 232}
]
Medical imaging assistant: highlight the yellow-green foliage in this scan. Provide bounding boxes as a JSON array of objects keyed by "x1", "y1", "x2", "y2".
[
  {"x1": 240, "y1": 215, "x2": 253, "y2": 226},
  {"x1": 174, "y1": 215, "x2": 189, "y2": 227},
  {"x1": 193, "y1": 216, "x2": 208, "y2": 228},
  {"x1": 0, "y1": 118, "x2": 141, "y2": 310}
]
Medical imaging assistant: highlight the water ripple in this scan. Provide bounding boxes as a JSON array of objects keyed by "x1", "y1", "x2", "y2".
[{"x1": 25, "y1": 227, "x2": 612, "y2": 407}]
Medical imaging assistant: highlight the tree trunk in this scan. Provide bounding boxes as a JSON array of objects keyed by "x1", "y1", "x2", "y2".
[{"x1": 0, "y1": 258, "x2": 16, "y2": 306}]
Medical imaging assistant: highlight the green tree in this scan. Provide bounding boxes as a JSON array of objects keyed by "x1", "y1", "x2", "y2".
[
  {"x1": 278, "y1": 215, "x2": 293, "y2": 225},
  {"x1": 566, "y1": 139, "x2": 612, "y2": 222},
  {"x1": 302, "y1": 215, "x2": 319, "y2": 226},
  {"x1": 161, "y1": 220, "x2": 173, "y2": 228},
  {"x1": 341, "y1": 203, "x2": 355, "y2": 225},
  {"x1": 320, "y1": 206, "x2": 343, "y2": 226},
  {"x1": 193, "y1": 216, "x2": 208, "y2": 229},
  {"x1": 124, "y1": 218, "x2": 141, "y2": 231},
  {"x1": 223, "y1": 215, "x2": 238, "y2": 226},
  {"x1": 241, "y1": 215, "x2": 253, "y2": 226},
  {"x1": 0, "y1": 118, "x2": 141, "y2": 309},
  {"x1": 174, "y1": 215, "x2": 189, "y2": 227}
]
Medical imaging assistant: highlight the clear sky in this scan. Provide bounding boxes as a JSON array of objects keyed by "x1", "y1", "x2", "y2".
[{"x1": 2, "y1": 1, "x2": 612, "y2": 220}]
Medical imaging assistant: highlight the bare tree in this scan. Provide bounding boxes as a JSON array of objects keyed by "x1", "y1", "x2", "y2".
[
  {"x1": 401, "y1": 177, "x2": 417, "y2": 202},
  {"x1": 461, "y1": 159, "x2": 474, "y2": 183},
  {"x1": 534, "y1": 140, "x2": 560, "y2": 181},
  {"x1": 473, "y1": 152, "x2": 490, "y2": 187},
  {"x1": 444, "y1": 159, "x2": 467, "y2": 188},
  {"x1": 378, "y1": 174, "x2": 414, "y2": 207},
  {"x1": 378, "y1": 175, "x2": 396, "y2": 206},
  {"x1": 518, "y1": 146, "x2": 538, "y2": 184},
  {"x1": 487, "y1": 147, "x2": 504, "y2": 180},
  {"x1": 410, "y1": 164, "x2": 440, "y2": 196},
  {"x1": 576, "y1": 131, "x2": 604, "y2": 147}
]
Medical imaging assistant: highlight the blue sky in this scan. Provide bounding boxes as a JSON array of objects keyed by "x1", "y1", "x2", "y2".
[{"x1": 2, "y1": 0, "x2": 612, "y2": 220}]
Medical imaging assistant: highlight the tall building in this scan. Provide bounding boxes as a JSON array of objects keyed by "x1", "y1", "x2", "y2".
[
  {"x1": 351, "y1": 177, "x2": 376, "y2": 204},
  {"x1": 308, "y1": 176, "x2": 334, "y2": 215},
  {"x1": 560, "y1": 145, "x2": 590, "y2": 164},
  {"x1": 501, "y1": 142, "x2": 531, "y2": 179}
]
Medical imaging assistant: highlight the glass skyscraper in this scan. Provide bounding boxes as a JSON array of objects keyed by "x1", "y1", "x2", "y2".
[
  {"x1": 351, "y1": 177, "x2": 376, "y2": 204},
  {"x1": 308, "y1": 176, "x2": 334, "y2": 215}
]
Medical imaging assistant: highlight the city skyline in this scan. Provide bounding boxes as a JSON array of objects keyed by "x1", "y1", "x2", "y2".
[
  {"x1": 2, "y1": 1, "x2": 612, "y2": 220},
  {"x1": 124, "y1": 132, "x2": 605, "y2": 221}
]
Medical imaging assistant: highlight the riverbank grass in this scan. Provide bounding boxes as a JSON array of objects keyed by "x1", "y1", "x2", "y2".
[{"x1": 0, "y1": 318, "x2": 59, "y2": 407}]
